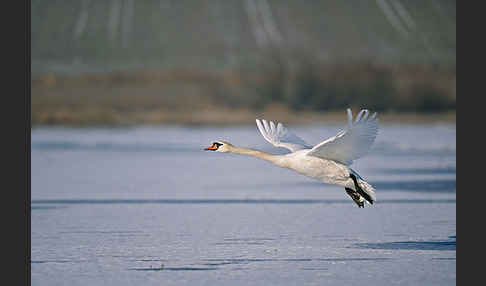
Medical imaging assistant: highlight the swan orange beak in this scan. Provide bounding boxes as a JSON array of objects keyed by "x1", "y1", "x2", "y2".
[{"x1": 204, "y1": 145, "x2": 218, "y2": 151}]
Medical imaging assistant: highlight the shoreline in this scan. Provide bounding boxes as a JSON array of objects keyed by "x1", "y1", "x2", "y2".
[{"x1": 31, "y1": 108, "x2": 455, "y2": 127}]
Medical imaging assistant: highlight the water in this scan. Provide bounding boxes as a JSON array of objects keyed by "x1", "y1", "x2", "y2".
[{"x1": 31, "y1": 123, "x2": 456, "y2": 285}]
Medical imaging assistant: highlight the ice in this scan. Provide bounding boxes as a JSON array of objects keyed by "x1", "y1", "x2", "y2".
[{"x1": 31, "y1": 123, "x2": 456, "y2": 285}]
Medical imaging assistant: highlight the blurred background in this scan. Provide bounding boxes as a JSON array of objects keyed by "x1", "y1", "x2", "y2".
[{"x1": 31, "y1": 0, "x2": 455, "y2": 126}]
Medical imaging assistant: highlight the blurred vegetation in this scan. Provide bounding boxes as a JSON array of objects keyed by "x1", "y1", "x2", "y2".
[
  {"x1": 31, "y1": 0, "x2": 455, "y2": 125},
  {"x1": 32, "y1": 57, "x2": 455, "y2": 125},
  {"x1": 232, "y1": 54, "x2": 455, "y2": 113}
]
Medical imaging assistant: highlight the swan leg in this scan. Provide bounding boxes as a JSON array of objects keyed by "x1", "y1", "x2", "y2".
[
  {"x1": 345, "y1": 188, "x2": 364, "y2": 208},
  {"x1": 349, "y1": 173, "x2": 374, "y2": 205}
]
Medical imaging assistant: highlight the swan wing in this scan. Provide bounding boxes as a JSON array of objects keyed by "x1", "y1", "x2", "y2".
[
  {"x1": 307, "y1": 109, "x2": 378, "y2": 165},
  {"x1": 256, "y1": 119, "x2": 311, "y2": 153}
]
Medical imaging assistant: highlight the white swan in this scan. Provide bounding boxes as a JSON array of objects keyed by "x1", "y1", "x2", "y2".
[{"x1": 204, "y1": 108, "x2": 379, "y2": 208}]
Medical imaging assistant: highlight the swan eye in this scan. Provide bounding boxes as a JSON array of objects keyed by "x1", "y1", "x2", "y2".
[{"x1": 213, "y1": 142, "x2": 223, "y2": 148}]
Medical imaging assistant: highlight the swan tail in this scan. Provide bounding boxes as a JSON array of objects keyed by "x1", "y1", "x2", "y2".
[{"x1": 349, "y1": 171, "x2": 376, "y2": 205}]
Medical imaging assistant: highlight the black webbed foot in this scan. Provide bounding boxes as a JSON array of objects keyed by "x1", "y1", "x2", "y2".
[
  {"x1": 345, "y1": 187, "x2": 364, "y2": 208},
  {"x1": 349, "y1": 174, "x2": 373, "y2": 205}
]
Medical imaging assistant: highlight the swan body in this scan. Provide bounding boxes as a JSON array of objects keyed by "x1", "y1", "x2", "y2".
[{"x1": 205, "y1": 108, "x2": 379, "y2": 207}]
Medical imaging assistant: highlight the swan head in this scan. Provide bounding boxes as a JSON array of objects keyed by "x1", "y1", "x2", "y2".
[{"x1": 204, "y1": 141, "x2": 233, "y2": 152}]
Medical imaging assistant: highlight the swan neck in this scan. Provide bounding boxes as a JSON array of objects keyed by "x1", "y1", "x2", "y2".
[{"x1": 229, "y1": 146, "x2": 281, "y2": 164}]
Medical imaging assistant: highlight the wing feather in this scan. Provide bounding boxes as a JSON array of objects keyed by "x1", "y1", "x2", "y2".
[
  {"x1": 306, "y1": 108, "x2": 379, "y2": 165},
  {"x1": 256, "y1": 119, "x2": 311, "y2": 152}
]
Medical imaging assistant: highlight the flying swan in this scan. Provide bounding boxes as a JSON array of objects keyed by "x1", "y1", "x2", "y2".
[{"x1": 204, "y1": 108, "x2": 378, "y2": 208}]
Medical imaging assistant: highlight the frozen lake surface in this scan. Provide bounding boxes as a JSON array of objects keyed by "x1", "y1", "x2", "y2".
[{"x1": 31, "y1": 123, "x2": 456, "y2": 285}]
